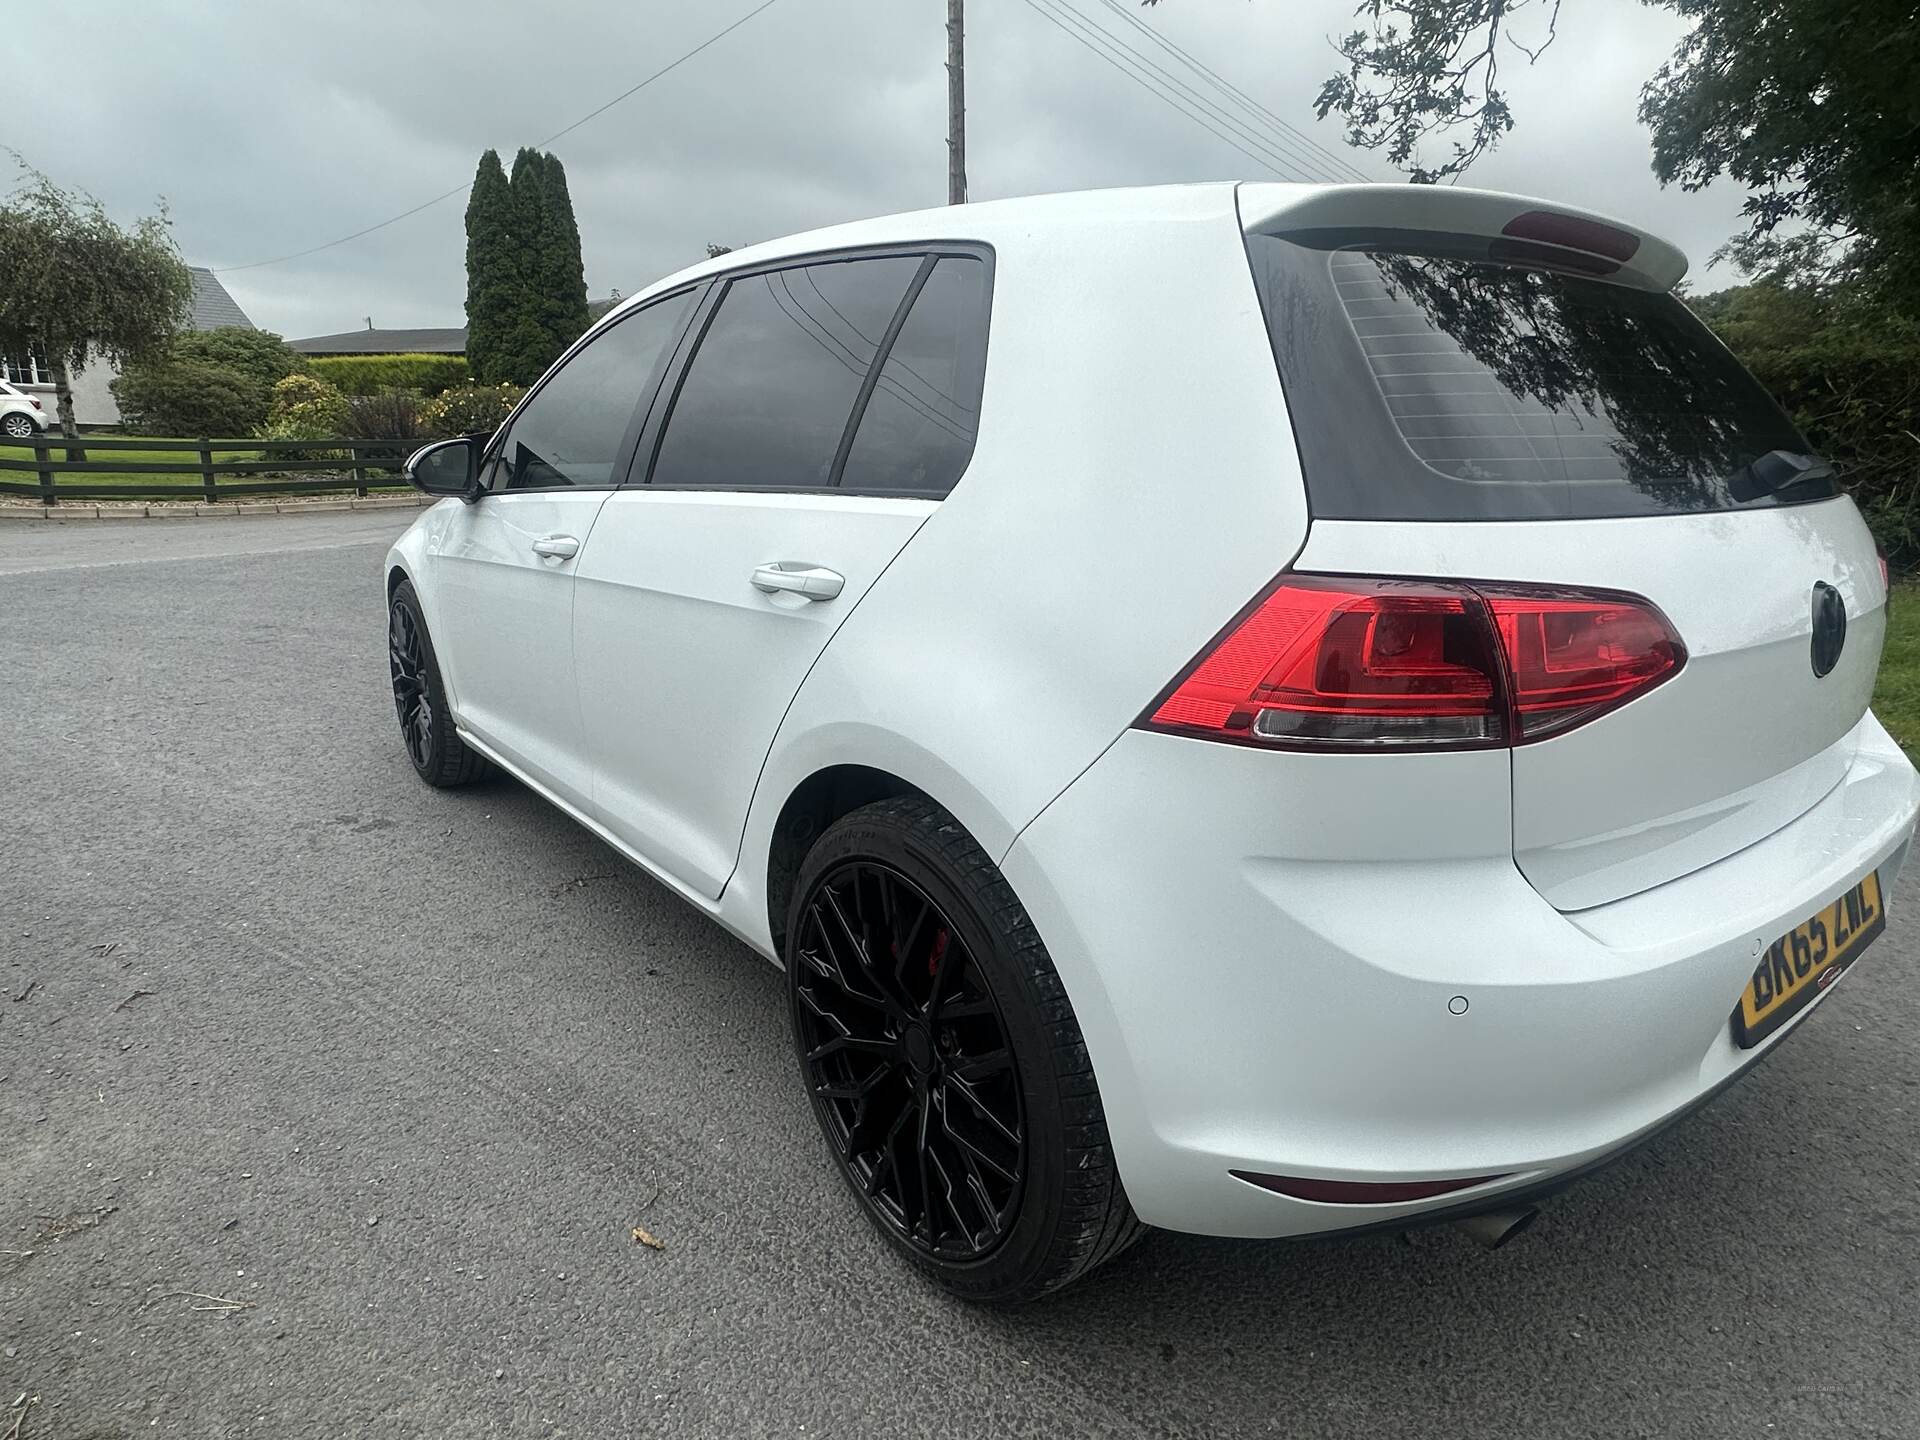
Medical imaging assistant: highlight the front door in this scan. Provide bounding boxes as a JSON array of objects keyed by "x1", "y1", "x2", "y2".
[
  {"x1": 425, "y1": 290, "x2": 699, "y2": 808},
  {"x1": 428, "y1": 490, "x2": 612, "y2": 807}
]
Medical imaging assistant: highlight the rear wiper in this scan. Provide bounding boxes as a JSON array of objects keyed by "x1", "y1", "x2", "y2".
[{"x1": 1728, "y1": 449, "x2": 1835, "y2": 501}]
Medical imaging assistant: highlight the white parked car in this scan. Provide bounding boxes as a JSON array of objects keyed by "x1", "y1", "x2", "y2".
[
  {"x1": 1, "y1": 380, "x2": 50, "y2": 439},
  {"x1": 386, "y1": 183, "x2": 1919, "y2": 1301}
]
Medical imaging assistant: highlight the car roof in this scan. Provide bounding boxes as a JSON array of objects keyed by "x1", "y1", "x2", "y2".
[
  {"x1": 603, "y1": 182, "x2": 1246, "y2": 322},
  {"x1": 598, "y1": 180, "x2": 1688, "y2": 329}
]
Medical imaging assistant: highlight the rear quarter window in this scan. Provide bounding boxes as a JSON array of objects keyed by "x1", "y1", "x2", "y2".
[
  {"x1": 1245, "y1": 233, "x2": 1832, "y2": 521},
  {"x1": 838, "y1": 256, "x2": 990, "y2": 497}
]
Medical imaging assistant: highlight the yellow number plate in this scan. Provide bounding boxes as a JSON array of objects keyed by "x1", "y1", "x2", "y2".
[{"x1": 1733, "y1": 871, "x2": 1884, "y2": 1048}]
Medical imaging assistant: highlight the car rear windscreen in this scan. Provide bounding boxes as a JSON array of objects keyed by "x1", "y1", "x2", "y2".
[{"x1": 1244, "y1": 232, "x2": 1834, "y2": 520}]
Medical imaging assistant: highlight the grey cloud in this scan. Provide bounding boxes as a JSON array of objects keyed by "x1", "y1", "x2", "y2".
[{"x1": 8, "y1": 0, "x2": 1749, "y2": 339}]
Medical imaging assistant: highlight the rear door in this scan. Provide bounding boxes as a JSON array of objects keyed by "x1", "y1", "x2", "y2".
[
  {"x1": 425, "y1": 290, "x2": 697, "y2": 807},
  {"x1": 574, "y1": 250, "x2": 992, "y2": 898},
  {"x1": 1243, "y1": 210, "x2": 1887, "y2": 910}
]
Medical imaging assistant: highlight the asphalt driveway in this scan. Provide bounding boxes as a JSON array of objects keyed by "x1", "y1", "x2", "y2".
[{"x1": 3, "y1": 510, "x2": 1917, "y2": 1438}]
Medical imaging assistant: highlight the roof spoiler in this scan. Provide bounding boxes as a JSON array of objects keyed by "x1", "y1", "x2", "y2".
[{"x1": 1236, "y1": 183, "x2": 1688, "y2": 292}]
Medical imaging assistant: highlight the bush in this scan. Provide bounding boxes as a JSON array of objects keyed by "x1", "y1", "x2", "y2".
[
  {"x1": 1695, "y1": 282, "x2": 1920, "y2": 568},
  {"x1": 169, "y1": 328, "x2": 309, "y2": 391},
  {"x1": 422, "y1": 382, "x2": 524, "y2": 438},
  {"x1": 343, "y1": 389, "x2": 430, "y2": 442},
  {"x1": 310, "y1": 353, "x2": 470, "y2": 397},
  {"x1": 111, "y1": 360, "x2": 267, "y2": 437},
  {"x1": 259, "y1": 373, "x2": 350, "y2": 441},
  {"x1": 1752, "y1": 337, "x2": 1920, "y2": 566}
]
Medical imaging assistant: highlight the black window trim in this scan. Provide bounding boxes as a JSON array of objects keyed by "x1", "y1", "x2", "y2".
[
  {"x1": 627, "y1": 240, "x2": 995, "y2": 499},
  {"x1": 477, "y1": 279, "x2": 709, "y2": 498}
]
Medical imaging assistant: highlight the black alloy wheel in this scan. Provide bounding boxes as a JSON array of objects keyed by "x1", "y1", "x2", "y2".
[
  {"x1": 786, "y1": 796, "x2": 1146, "y2": 1302},
  {"x1": 388, "y1": 599, "x2": 434, "y2": 770},
  {"x1": 386, "y1": 580, "x2": 489, "y2": 788},
  {"x1": 793, "y1": 859, "x2": 1026, "y2": 1260}
]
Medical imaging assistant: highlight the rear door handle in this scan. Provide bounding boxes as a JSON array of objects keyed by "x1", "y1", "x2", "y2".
[
  {"x1": 751, "y1": 563, "x2": 845, "y2": 601},
  {"x1": 532, "y1": 534, "x2": 580, "y2": 561}
]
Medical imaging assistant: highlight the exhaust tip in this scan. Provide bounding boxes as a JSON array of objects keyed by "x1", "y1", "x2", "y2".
[{"x1": 1452, "y1": 1206, "x2": 1540, "y2": 1251}]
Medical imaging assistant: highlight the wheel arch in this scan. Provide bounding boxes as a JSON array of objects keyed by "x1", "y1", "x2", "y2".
[
  {"x1": 734, "y1": 720, "x2": 1031, "y2": 961},
  {"x1": 763, "y1": 763, "x2": 933, "y2": 953}
]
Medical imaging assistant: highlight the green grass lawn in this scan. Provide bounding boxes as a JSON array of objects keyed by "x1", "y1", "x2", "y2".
[
  {"x1": 1874, "y1": 583, "x2": 1920, "y2": 756},
  {"x1": 0, "y1": 436, "x2": 407, "y2": 498},
  {"x1": 0, "y1": 436, "x2": 264, "y2": 493}
]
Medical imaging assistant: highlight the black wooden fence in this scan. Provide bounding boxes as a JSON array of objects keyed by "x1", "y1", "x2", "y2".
[{"x1": 0, "y1": 436, "x2": 417, "y2": 505}]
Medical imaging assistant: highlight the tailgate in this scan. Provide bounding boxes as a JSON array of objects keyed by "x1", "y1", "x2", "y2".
[{"x1": 1298, "y1": 501, "x2": 1886, "y2": 909}]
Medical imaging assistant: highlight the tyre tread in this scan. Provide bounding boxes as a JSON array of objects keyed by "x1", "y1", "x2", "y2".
[
  {"x1": 809, "y1": 794, "x2": 1146, "y2": 1301},
  {"x1": 391, "y1": 581, "x2": 491, "y2": 789}
]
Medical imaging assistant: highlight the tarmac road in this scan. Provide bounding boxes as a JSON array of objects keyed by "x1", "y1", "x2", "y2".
[{"x1": 3, "y1": 510, "x2": 1918, "y2": 1438}]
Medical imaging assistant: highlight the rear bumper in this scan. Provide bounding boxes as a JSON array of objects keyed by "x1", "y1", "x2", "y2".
[{"x1": 1001, "y1": 711, "x2": 1920, "y2": 1239}]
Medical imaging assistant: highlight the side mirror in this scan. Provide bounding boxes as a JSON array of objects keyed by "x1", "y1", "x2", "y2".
[{"x1": 405, "y1": 436, "x2": 482, "y2": 502}]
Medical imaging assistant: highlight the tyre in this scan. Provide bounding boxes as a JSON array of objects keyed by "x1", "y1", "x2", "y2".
[
  {"x1": 1, "y1": 413, "x2": 35, "y2": 439},
  {"x1": 785, "y1": 795, "x2": 1146, "y2": 1302},
  {"x1": 387, "y1": 580, "x2": 490, "y2": 788}
]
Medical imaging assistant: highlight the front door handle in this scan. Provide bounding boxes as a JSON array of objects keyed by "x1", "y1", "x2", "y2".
[
  {"x1": 532, "y1": 534, "x2": 580, "y2": 561},
  {"x1": 751, "y1": 562, "x2": 845, "y2": 601}
]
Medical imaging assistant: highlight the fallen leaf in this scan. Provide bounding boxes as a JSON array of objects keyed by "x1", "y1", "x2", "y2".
[{"x1": 630, "y1": 1226, "x2": 665, "y2": 1251}]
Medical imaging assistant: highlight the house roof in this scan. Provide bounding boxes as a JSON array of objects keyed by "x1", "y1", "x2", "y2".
[
  {"x1": 188, "y1": 267, "x2": 254, "y2": 330},
  {"x1": 287, "y1": 327, "x2": 468, "y2": 355}
]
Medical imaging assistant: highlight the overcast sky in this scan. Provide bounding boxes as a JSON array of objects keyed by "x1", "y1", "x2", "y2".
[{"x1": 7, "y1": 0, "x2": 1747, "y2": 339}]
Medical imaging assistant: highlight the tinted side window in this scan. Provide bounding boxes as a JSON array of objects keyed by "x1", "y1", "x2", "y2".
[
  {"x1": 839, "y1": 257, "x2": 989, "y2": 496},
  {"x1": 485, "y1": 290, "x2": 693, "y2": 492},
  {"x1": 650, "y1": 257, "x2": 921, "y2": 490}
]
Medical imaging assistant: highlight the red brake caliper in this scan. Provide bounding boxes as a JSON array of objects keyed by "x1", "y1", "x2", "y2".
[{"x1": 928, "y1": 928, "x2": 949, "y2": 978}]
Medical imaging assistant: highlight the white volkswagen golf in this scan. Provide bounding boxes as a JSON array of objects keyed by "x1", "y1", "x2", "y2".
[{"x1": 386, "y1": 182, "x2": 1920, "y2": 1302}]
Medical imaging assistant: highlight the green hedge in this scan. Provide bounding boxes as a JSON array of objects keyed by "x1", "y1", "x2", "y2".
[
  {"x1": 1693, "y1": 282, "x2": 1920, "y2": 569},
  {"x1": 308, "y1": 353, "x2": 469, "y2": 397},
  {"x1": 1744, "y1": 337, "x2": 1920, "y2": 566}
]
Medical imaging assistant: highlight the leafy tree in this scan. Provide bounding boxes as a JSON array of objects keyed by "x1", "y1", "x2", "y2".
[
  {"x1": 1148, "y1": 0, "x2": 1919, "y2": 314},
  {"x1": 1639, "y1": 0, "x2": 1920, "y2": 307},
  {"x1": 463, "y1": 150, "x2": 517, "y2": 386},
  {"x1": 492, "y1": 148, "x2": 560, "y2": 386},
  {"x1": 705, "y1": 243, "x2": 735, "y2": 259},
  {"x1": 464, "y1": 146, "x2": 594, "y2": 385},
  {"x1": 0, "y1": 164, "x2": 193, "y2": 457},
  {"x1": 535, "y1": 153, "x2": 591, "y2": 350}
]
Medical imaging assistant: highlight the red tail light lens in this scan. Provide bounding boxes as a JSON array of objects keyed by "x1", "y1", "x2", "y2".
[{"x1": 1142, "y1": 575, "x2": 1684, "y2": 751}]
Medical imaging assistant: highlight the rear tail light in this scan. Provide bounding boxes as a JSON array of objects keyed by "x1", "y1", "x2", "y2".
[
  {"x1": 1140, "y1": 574, "x2": 1685, "y2": 751},
  {"x1": 28, "y1": 398, "x2": 42, "y2": 410}
]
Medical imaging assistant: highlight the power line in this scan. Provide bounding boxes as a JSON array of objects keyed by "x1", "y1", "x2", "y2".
[
  {"x1": 214, "y1": 0, "x2": 788, "y2": 274},
  {"x1": 1090, "y1": 0, "x2": 1370, "y2": 184},
  {"x1": 1020, "y1": 0, "x2": 1348, "y2": 185},
  {"x1": 1047, "y1": 0, "x2": 1360, "y2": 184}
]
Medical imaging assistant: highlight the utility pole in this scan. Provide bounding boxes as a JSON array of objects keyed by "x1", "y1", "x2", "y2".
[{"x1": 946, "y1": 0, "x2": 967, "y2": 205}]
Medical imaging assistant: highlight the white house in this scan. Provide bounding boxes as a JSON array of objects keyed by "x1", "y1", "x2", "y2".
[{"x1": 1, "y1": 267, "x2": 254, "y2": 427}]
